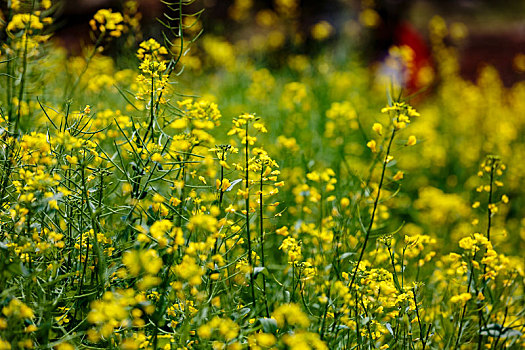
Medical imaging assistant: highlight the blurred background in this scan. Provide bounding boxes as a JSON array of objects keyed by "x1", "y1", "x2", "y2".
[{"x1": 47, "y1": 0, "x2": 525, "y2": 86}]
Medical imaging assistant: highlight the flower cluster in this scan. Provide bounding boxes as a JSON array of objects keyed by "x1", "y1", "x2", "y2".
[{"x1": 89, "y1": 9, "x2": 125, "y2": 37}]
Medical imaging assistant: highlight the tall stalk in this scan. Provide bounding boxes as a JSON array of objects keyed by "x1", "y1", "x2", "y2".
[
  {"x1": 478, "y1": 158, "x2": 496, "y2": 349},
  {"x1": 348, "y1": 128, "x2": 396, "y2": 292},
  {"x1": 452, "y1": 253, "x2": 477, "y2": 349},
  {"x1": 485, "y1": 160, "x2": 495, "y2": 242},
  {"x1": 259, "y1": 164, "x2": 270, "y2": 318},
  {"x1": 245, "y1": 122, "x2": 256, "y2": 309}
]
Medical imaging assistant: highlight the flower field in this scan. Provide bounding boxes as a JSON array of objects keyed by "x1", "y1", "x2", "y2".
[{"x1": 0, "y1": 1, "x2": 524, "y2": 349}]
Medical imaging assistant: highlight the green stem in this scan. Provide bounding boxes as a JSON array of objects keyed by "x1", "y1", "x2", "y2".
[
  {"x1": 453, "y1": 252, "x2": 477, "y2": 349},
  {"x1": 259, "y1": 165, "x2": 270, "y2": 318},
  {"x1": 12, "y1": 1, "x2": 35, "y2": 136},
  {"x1": 412, "y1": 286, "x2": 427, "y2": 350},
  {"x1": 143, "y1": 72, "x2": 156, "y2": 143},
  {"x1": 486, "y1": 163, "x2": 495, "y2": 241},
  {"x1": 478, "y1": 161, "x2": 495, "y2": 349},
  {"x1": 349, "y1": 128, "x2": 396, "y2": 292},
  {"x1": 245, "y1": 123, "x2": 256, "y2": 309},
  {"x1": 319, "y1": 285, "x2": 332, "y2": 340}
]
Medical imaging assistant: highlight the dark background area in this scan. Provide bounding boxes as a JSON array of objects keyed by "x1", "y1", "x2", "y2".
[{"x1": 5, "y1": 0, "x2": 522, "y2": 85}]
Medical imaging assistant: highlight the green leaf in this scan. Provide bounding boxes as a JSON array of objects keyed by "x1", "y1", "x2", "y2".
[
  {"x1": 258, "y1": 318, "x2": 278, "y2": 334},
  {"x1": 253, "y1": 267, "x2": 267, "y2": 278},
  {"x1": 480, "y1": 324, "x2": 522, "y2": 338},
  {"x1": 6, "y1": 261, "x2": 28, "y2": 277},
  {"x1": 226, "y1": 179, "x2": 243, "y2": 192}
]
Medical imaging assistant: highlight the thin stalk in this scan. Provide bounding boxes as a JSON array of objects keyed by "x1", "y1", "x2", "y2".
[
  {"x1": 387, "y1": 245, "x2": 402, "y2": 292},
  {"x1": 329, "y1": 227, "x2": 348, "y2": 335},
  {"x1": 354, "y1": 290, "x2": 362, "y2": 349},
  {"x1": 486, "y1": 163, "x2": 495, "y2": 242},
  {"x1": 492, "y1": 306, "x2": 508, "y2": 349},
  {"x1": 479, "y1": 161, "x2": 495, "y2": 349},
  {"x1": 245, "y1": 123, "x2": 256, "y2": 309},
  {"x1": 151, "y1": 232, "x2": 180, "y2": 350},
  {"x1": 348, "y1": 128, "x2": 396, "y2": 292},
  {"x1": 218, "y1": 159, "x2": 225, "y2": 207},
  {"x1": 65, "y1": 166, "x2": 73, "y2": 273},
  {"x1": 6, "y1": 53, "x2": 13, "y2": 123},
  {"x1": 412, "y1": 286, "x2": 427, "y2": 350},
  {"x1": 319, "y1": 285, "x2": 332, "y2": 340},
  {"x1": 152, "y1": 0, "x2": 183, "y2": 115},
  {"x1": 0, "y1": 139, "x2": 15, "y2": 206},
  {"x1": 402, "y1": 245, "x2": 407, "y2": 288},
  {"x1": 78, "y1": 234, "x2": 90, "y2": 300},
  {"x1": 143, "y1": 72, "x2": 156, "y2": 143},
  {"x1": 209, "y1": 158, "x2": 226, "y2": 298},
  {"x1": 477, "y1": 312, "x2": 484, "y2": 350},
  {"x1": 259, "y1": 165, "x2": 270, "y2": 318},
  {"x1": 12, "y1": 0, "x2": 35, "y2": 136},
  {"x1": 291, "y1": 262, "x2": 295, "y2": 302},
  {"x1": 151, "y1": 221, "x2": 180, "y2": 349},
  {"x1": 453, "y1": 252, "x2": 477, "y2": 349},
  {"x1": 359, "y1": 298, "x2": 374, "y2": 349},
  {"x1": 13, "y1": 31, "x2": 29, "y2": 135}
]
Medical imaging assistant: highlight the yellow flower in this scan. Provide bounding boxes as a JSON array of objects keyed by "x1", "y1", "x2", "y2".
[
  {"x1": 170, "y1": 197, "x2": 182, "y2": 206},
  {"x1": 173, "y1": 255, "x2": 204, "y2": 286},
  {"x1": 253, "y1": 333, "x2": 277, "y2": 347},
  {"x1": 0, "y1": 338, "x2": 10, "y2": 350},
  {"x1": 272, "y1": 303, "x2": 310, "y2": 328},
  {"x1": 89, "y1": 9, "x2": 125, "y2": 37},
  {"x1": 279, "y1": 237, "x2": 302, "y2": 263},
  {"x1": 393, "y1": 171, "x2": 404, "y2": 181},
  {"x1": 311, "y1": 20, "x2": 334, "y2": 41},
  {"x1": 276, "y1": 226, "x2": 289, "y2": 236},
  {"x1": 56, "y1": 343, "x2": 75, "y2": 350},
  {"x1": 24, "y1": 324, "x2": 37, "y2": 333},
  {"x1": 359, "y1": 8, "x2": 380, "y2": 28},
  {"x1": 152, "y1": 193, "x2": 165, "y2": 203},
  {"x1": 372, "y1": 122, "x2": 383, "y2": 135},
  {"x1": 458, "y1": 236, "x2": 475, "y2": 250},
  {"x1": 7, "y1": 13, "x2": 44, "y2": 34},
  {"x1": 2, "y1": 299, "x2": 34, "y2": 319},
  {"x1": 123, "y1": 249, "x2": 162, "y2": 277},
  {"x1": 488, "y1": 203, "x2": 498, "y2": 213},
  {"x1": 187, "y1": 213, "x2": 218, "y2": 232},
  {"x1": 151, "y1": 153, "x2": 163, "y2": 162},
  {"x1": 450, "y1": 293, "x2": 472, "y2": 304},
  {"x1": 367, "y1": 140, "x2": 377, "y2": 153}
]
